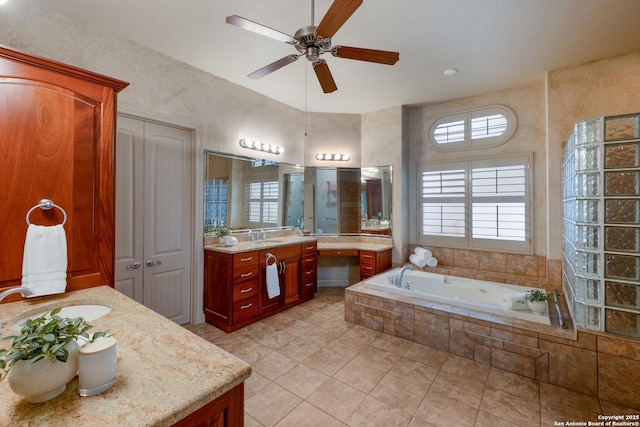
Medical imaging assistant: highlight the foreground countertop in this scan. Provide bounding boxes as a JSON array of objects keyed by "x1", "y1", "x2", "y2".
[{"x1": 0, "y1": 286, "x2": 251, "y2": 426}]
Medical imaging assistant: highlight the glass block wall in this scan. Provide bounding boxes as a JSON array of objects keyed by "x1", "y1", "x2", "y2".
[
  {"x1": 563, "y1": 113, "x2": 640, "y2": 338},
  {"x1": 204, "y1": 178, "x2": 228, "y2": 233}
]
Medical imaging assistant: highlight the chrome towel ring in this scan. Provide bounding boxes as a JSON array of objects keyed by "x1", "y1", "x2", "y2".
[
  {"x1": 25, "y1": 199, "x2": 67, "y2": 226},
  {"x1": 265, "y1": 252, "x2": 277, "y2": 266}
]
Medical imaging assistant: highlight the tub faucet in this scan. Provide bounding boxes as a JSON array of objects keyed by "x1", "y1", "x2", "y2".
[{"x1": 395, "y1": 265, "x2": 414, "y2": 288}]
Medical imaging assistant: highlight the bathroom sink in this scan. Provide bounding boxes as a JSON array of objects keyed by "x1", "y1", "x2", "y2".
[{"x1": 9, "y1": 304, "x2": 112, "y2": 330}]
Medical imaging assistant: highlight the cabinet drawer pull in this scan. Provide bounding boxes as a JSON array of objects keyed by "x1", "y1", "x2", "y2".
[
  {"x1": 240, "y1": 257, "x2": 253, "y2": 262},
  {"x1": 305, "y1": 246, "x2": 315, "y2": 250},
  {"x1": 306, "y1": 282, "x2": 314, "y2": 287},
  {"x1": 240, "y1": 272, "x2": 253, "y2": 278},
  {"x1": 240, "y1": 287, "x2": 253, "y2": 293},
  {"x1": 240, "y1": 303, "x2": 253, "y2": 310},
  {"x1": 305, "y1": 257, "x2": 314, "y2": 262},
  {"x1": 305, "y1": 271, "x2": 313, "y2": 275},
  {"x1": 363, "y1": 266, "x2": 373, "y2": 270},
  {"x1": 362, "y1": 254, "x2": 373, "y2": 259}
]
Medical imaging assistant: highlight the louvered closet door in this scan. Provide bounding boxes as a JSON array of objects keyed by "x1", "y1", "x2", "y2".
[{"x1": 115, "y1": 116, "x2": 192, "y2": 325}]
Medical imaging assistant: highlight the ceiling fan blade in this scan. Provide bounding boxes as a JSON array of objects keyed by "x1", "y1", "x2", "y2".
[
  {"x1": 312, "y1": 59, "x2": 337, "y2": 93},
  {"x1": 226, "y1": 15, "x2": 296, "y2": 44},
  {"x1": 316, "y1": 0, "x2": 363, "y2": 38},
  {"x1": 332, "y1": 45, "x2": 399, "y2": 65},
  {"x1": 248, "y1": 55, "x2": 300, "y2": 79}
]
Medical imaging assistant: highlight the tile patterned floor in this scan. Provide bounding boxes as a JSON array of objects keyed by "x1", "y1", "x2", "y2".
[{"x1": 185, "y1": 287, "x2": 638, "y2": 427}]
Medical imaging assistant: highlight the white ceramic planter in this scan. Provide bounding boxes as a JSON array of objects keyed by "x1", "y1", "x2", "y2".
[
  {"x1": 8, "y1": 341, "x2": 79, "y2": 403},
  {"x1": 527, "y1": 300, "x2": 548, "y2": 315}
]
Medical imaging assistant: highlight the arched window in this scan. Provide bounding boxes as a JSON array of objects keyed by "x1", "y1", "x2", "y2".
[{"x1": 429, "y1": 105, "x2": 517, "y2": 149}]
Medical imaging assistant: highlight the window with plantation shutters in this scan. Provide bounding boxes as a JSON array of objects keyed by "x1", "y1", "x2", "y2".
[
  {"x1": 419, "y1": 155, "x2": 532, "y2": 252},
  {"x1": 245, "y1": 180, "x2": 279, "y2": 224},
  {"x1": 429, "y1": 106, "x2": 517, "y2": 150}
]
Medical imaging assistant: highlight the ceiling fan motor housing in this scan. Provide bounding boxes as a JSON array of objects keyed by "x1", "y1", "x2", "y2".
[{"x1": 294, "y1": 26, "x2": 332, "y2": 61}]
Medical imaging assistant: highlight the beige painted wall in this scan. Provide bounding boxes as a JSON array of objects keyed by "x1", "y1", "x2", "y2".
[
  {"x1": 0, "y1": 2, "x2": 365, "y2": 172},
  {"x1": 406, "y1": 82, "x2": 548, "y2": 255},
  {"x1": 546, "y1": 51, "x2": 640, "y2": 259}
]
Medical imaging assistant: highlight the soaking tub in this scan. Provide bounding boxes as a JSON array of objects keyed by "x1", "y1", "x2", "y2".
[{"x1": 364, "y1": 268, "x2": 551, "y2": 325}]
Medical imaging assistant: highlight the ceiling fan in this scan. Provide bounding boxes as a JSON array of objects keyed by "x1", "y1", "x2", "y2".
[{"x1": 226, "y1": 0, "x2": 400, "y2": 93}]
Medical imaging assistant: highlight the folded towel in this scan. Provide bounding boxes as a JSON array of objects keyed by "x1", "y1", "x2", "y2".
[
  {"x1": 426, "y1": 257, "x2": 438, "y2": 268},
  {"x1": 22, "y1": 224, "x2": 68, "y2": 297},
  {"x1": 414, "y1": 247, "x2": 432, "y2": 260},
  {"x1": 266, "y1": 262, "x2": 280, "y2": 299},
  {"x1": 500, "y1": 293, "x2": 529, "y2": 310},
  {"x1": 409, "y1": 253, "x2": 427, "y2": 268}
]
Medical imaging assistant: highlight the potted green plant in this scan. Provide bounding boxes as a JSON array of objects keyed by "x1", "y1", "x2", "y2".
[
  {"x1": 522, "y1": 289, "x2": 549, "y2": 314},
  {"x1": 0, "y1": 307, "x2": 109, "y2": 403},
  {"x1": 213, "y1": 227, "x2": 231, "y2": 243}
]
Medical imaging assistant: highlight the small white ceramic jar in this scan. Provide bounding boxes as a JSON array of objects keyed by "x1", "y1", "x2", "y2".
[{"x1": 78, "y1": 336, "x2": 117, "y2": 396}]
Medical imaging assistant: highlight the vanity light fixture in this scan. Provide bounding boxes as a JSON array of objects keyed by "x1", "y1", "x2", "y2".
[
  {"x1": 239, "y1": 138, "x2": 284, "y2": 155},
  {"x1": 315, "y1": 153, "x2": 351, "y2": 161}
]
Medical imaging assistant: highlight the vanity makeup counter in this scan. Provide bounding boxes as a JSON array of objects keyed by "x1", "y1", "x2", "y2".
[
  {"x1": 316, "y1": 235, "x2": 394, "y2": 281},
  {"x1": 0, "y1": 286, "x2": 250, "y2": 426}
]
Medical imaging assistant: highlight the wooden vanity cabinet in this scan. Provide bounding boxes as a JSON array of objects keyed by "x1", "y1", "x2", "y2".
[
  {"x1": 0, "y1": 46, "x2": 128, "y2": 295},
  {"x1": 259, "y1": 244, "x2": 301, "y2": 314},
  {"x1": 359, "y1": 249, "x2": 393, "y2": 280},
  {"x1": 204, "y1": 241, "x2": 317, "y2": 332}
]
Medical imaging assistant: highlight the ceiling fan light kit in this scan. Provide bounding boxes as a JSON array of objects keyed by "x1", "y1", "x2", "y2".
[{"x1": 226, "y1": 0, "x2": 399, "y2": 93}]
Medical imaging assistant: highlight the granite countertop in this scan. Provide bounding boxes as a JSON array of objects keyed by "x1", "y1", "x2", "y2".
[
  {"x1": 317, "y1": 242, "x2": 393, "y2": 252},
  {"x1": 204, "y1": 234, "x2": 318, "y2": 254},
  {"x1": 0, "y1": 286, "x2": 251, "y2": 426}
]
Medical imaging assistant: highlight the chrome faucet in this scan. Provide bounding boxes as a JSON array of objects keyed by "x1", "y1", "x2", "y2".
[
  {"x1": 395, "y1": 265, "x2": 414, "y2": 288},
  {"x1": 0, "y1": 287, "x2": 34, "y2": 329},
  {"x1": 0, "y1": 286, "x2": 34, "y2": 302}
]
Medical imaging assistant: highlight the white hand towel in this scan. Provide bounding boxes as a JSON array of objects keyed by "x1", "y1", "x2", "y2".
[
  {"x1": 265, "y1": 262, "x2": 280, "y2": 299},
  {"x1": 409, "y1": 253, "x2": 427, "y2": 268},
  {"x1": 413, "y1": 247, "x2": 432, "y2": 260},
  {"x1": 426, "y1": 257, "x2": 438, "y2": 268},
  {"x1": 22, "y1": 224, "x2": 68, "y2": 297},
  {"x1": 500, "y1": 293, "x2": 529, "y2": 310}
]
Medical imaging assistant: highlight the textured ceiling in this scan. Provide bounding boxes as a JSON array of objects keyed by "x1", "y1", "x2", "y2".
[{"x1": 32, "y1": 0, "x2": 640, "y2": 114}]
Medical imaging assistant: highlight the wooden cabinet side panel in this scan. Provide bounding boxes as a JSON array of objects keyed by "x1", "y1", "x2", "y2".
[
  {"x1": 204, "y1": 251, "x2": 231, "y2": 324},
  {"x1": 171, "y1": 382, "x2": 244, "y2": 427}
]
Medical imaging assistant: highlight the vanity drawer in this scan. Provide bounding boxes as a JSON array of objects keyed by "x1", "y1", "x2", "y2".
[
  {"x1": 259, "y1": 244, "x2": 301, "y2": 262},
  {"x1": 301, "y1": 277, "x2": 317, "y2": 297},
  {"x1": 233, "y1": 251, "x2": 259, "y2": 267},
  {"x1": 232, "y1": 280, "x2": 259, "y2": 301},
  {"x1": 359, "y1": 250, "x2": 377, "y2": 263},
  {"x1": 232, "y1": 264, "x2": 259, "y2": 284},
  {"x1": 233, "y1": 296, "x2": 259, "y2": 324},
  {"x1": 319, "y1": 249, "x2": 358, "y2": 257},
  {"x1": 359, "y1": 263, "x2": 376, "y2": 276},
  {"x1": 301, "y1": 241, "x2": 318, "y2": 255},
  {"x1": 301, "y1": 253, "x2": 317, "y2": 267}
]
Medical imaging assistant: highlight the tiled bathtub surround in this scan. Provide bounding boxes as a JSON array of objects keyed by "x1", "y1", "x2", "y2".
[
  {"x1": 406, "y1": 245, "x2": 562, "y2": 291},
  {"x1": 346, "y1": 281, "x2": 640, "y2": 410}
]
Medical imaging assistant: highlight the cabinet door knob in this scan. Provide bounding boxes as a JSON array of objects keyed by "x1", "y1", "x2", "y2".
[
  {"x1": 127, "y1": 262, "x2": 141, "y2": 270},
  {"x1": 146, "y1": 260, "x2": 162, "y2": 267}
]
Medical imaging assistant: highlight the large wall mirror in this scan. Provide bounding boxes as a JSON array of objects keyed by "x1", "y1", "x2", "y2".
[
  {"x1": 204, "y1": 151, "x2": 391, "y2": 237},
  {"x1": 204, "y1": 151, "x2": 304, "y2": 234},
  {"x1": 304, "y1": 165, "x2": 392, "y2": 236}
]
